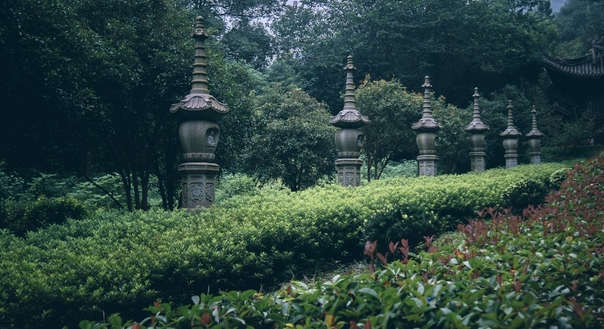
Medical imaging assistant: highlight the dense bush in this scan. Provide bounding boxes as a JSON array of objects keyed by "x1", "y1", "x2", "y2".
[
  {"x1": 80, "y1": 152, "x2": 604, "y2": 328},
  {"x1": 0, "y1": 196, "x2": 88, "y2": 236},
  {"x1": 501, "y1": 178, "x2": 549, "y2": 214},
  {"x1": 0, "y1": 161, "x2": 568, "y2": 328}
]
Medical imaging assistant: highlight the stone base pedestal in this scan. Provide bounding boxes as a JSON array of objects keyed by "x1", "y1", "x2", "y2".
[
  {"x1": 335, "y1": 158, "x2": 363, "y2": 187},
  {"x1": 529, "y1": 152, "x2": 541, "y2": 164},
  {"x1": 417, "y1": 155, "x2": 438, "y2": 176},
  {"x1": 504, "y1": 154, "x2": 518, "y2": 168},
  {"x1": 179, "y1": 162, "x2": 219, "y2": 209},
  {"x1": 469, "y1": 151, "x2": 486, "y2": 172}
]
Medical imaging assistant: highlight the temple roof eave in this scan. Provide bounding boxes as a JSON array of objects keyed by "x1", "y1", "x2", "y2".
[{"x1": 542, "y1": 53, "x2": 604, "y2": 79}]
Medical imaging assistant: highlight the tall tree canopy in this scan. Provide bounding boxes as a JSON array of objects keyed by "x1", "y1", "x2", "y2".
[
  {"x1": 272, "y1": 0, "x2": 554, "y2": 111},
  {"x1": 552, "y1": 0, "x2": 604, "y2": 58}
]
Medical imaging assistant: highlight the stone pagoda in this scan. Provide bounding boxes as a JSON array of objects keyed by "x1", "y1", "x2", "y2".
[
  {"x1": 525, "y1": 105, "x2": 544, "y2": 164},
  {"x1": 500, "y1": 100, "x2": 521, "y2": 168},
  {"x1": 464, "y1": 88, "x2": 489, "y2": 172},
  {"x1": 329, "y1": 55, "x2": 370, "y2": 186},
  {"x1": 412, "y1": 76, "x2": 442, "y2": 176},
  {"x1": 170, "y1": 16, "x2": 229, "y2": 208}
]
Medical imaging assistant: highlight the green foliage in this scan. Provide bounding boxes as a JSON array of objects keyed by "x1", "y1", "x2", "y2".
[
  {"x1": 273, "y1": 0, "x2": 551, "y2": 110},
  {"x1": 549, "y1": 167, "x2": 571, "y2": 190},
  {"x1": 79, "y1": 154, "x2": 604, "y2": 329},
  {"x1": 501, "y1": 178, "x2": 549, "y2": 214},
  {"x1": 376, "y1": 160, "x2": 418, "y2": 179},
  {"x1": 221, "y1": 18, "x2": 276, "y2": 70},
  {"x1": 214, "y1": 173, "x2": 261, "y2": 202},
  {"x1": 1, "y1": 196, "x2": 88, "y2": 237},
  {"x1": 242, "y1": 84, "x2": 337, "y2": 191},
  {"x1": 355, "y1": 79, "x2": 422, "y2": 180},
  {"x1": 0, "y1": 170, "x2": 93, "y2": 236},
  {"x1": 0, "y1": 160, "x2": 569, "y2": 328},
  {"x1": 551, "y1": 0, "x2": 604, "y2": 58}
]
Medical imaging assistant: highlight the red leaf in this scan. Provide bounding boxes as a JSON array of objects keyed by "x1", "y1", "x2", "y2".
[
  {"x1": 377, "y1": 252, "x2": 388, "y2": 265},
  {"x1": 201, "y1": 312, "x2": 212, "y2": 325}
]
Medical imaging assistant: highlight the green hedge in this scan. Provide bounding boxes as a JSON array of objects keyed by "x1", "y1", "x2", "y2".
[
  {"x1": 0, "y1": 162, "x2": 568, "y2": 328},
  {"x1": 79, "y1": 153, "x2": 604, "y2": 328}
]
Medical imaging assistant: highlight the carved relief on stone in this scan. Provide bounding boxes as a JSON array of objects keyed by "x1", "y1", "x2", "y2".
[
  {"x1": 190, "y1": 182, "x2": 204, "y2": 202},
  {"x1": 205, "y1": 183, "x2": 214, "y2": 202},
  {"x1": 345, "y1": 172, "x2": 354, "y2": 186},
  {"x1": 182, "y1": 183, "x2": 188, "y2": 205}
]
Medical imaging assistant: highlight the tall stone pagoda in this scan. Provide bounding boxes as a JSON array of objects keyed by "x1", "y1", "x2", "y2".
[
  {"x1": 500, "y1": 100, "x2": 521, "y2": 168},
  {"x1": 412, "y1": 76, "x2": 442, "y2": 176},
  {"x1": 170, "y1": 17, "x2": 229, "y2": 208},
  {"x1": 329, "y1": 56, "x2": 370, "y2": 187},
  {"x1": 525, "y1": 106, "x2": 544, "y2": 164},
  {"x1": 464, "y1": 88, "x2": 489, "y2": 172}
]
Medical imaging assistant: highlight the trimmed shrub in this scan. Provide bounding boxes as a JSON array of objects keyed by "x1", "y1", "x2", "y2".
[
  {"x1": 1, "y1": 196, "x2": 88, "y2": 236},
  {"x1": 548, "y1": 167, "x2": 570, "y2": 190},
  {"x1": 0, "y1": 161, "x2": 569, "y2": 328},
  {"x1": 501, "y1": 178, "x2": 549, "y2": 214},
  {"x1": 79, "y1": 153, "x2": 604, "y2": 329}
]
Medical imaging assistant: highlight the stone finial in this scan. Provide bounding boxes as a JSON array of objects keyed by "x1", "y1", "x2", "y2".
[
  {"x1": 464, "y1": 87, "x2": 489, "y2": 132},
  {"x1": 342, "y1": 55, "x2": 357, "y2": 111},
  {"x1": 412, "y1": 76, "x2": 442, "y2": 131},
  {"x1": 500, "y1": 100, "x2": 521, "y2": 137},
  {"x1": 526, "y1": 106, "x2": 544, "y2": 138},
  {"x1": 170, "y1": 16, "x2": 228, "y2": 119},
  {"x1": 329, "y1": 55, "x2": 370, "y2": 128}
]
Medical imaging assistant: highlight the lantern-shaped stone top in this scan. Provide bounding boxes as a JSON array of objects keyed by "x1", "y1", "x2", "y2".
[
  {"x1": 464, "y1": 87, "x2": 489, "y2": 132},
  {"x1": 526, "y1": 106, "x2": 544, "y2": 138},
  {"x1": 500, "y1": 100, "x2": 522, "y2": 137},
  {"x1": 170, "y1": 16, "x2": 229, "y2": 120},
  {"x1": 330, "y1": 56, "x2": 370, "y2": 128},
  {"x1": 412, "y1": 76, "x2": 442, "y2": 132}
]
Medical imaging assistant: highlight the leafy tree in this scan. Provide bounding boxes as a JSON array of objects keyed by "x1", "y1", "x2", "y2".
[
  {"x1": 273, "y1": 0, "x2": 553, "y2": 110},
  {"x1": 552, "y1": 0, "x2": 604, "y2": 58},
  {"x1": 0, "y1": 0, "x2": 93, "y2": 171},
  {"x1": 432, "y1": 100, "x2": 472, "y2": 174},
  {"x1": 355, "y1": 79, "x2": 421, "y2": 181},
  {"x1": 243, "y1": 84, "x2": 337, "y2": 191},
  {"x1": 221, "y1": 18, "x2": 276, "y2": 70},
  {"x1": 356, "y1": 78, "x2": 465, "y2": 179}
]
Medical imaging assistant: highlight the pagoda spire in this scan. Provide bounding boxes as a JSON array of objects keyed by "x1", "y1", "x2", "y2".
[
  {"x1": 190, "y1": 16, "x2": 210, "y2": 95},
  {"x1": 170, "y1": 16, "x2": 228, "y2": 119},
  {"x1": 330, "y1": 55, "x2": 370, "y2": 187},
  {"x1": 500, "y1": 100, "x2": 521, "y2": 168},
  {"x1": 412, "y1": 76, "x2": 441, "y2": 176},
  {"x1": 329, "y1": 55, "x2": 370, "y2": 128},
  {"x1": 465, "y1": 87, "x2": 489, "y2": 172},
  {"x1": 412, "y1": 76, "x2": 442, "y2": 131},
  {"x1": 171, "y1": 17, "x2": 229, "y2": 209},
  {"x1": 526, "y1": 105, "x2": 544, "y2": 164}
]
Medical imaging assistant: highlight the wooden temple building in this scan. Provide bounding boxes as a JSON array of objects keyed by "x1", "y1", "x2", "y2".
[{"x1": 543, "y1": 44, "x2": 604, "y2": 142}]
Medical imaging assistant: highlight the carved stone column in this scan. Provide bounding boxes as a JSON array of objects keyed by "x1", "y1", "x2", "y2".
[
  {"x1": 329, "y1": 56, "x2": 370, "y2": 187},
  {"x1": 412, "y1": 76, "x2": 442, "y2": 176},
  {"x1": 464, "y1": 88, "x2": 489, "y2": 172},
  {"x1": 526, "y1": 106, "x2": 544, "y2": 164},
  {"x1": 170, "y1": 17, "x2": 228, "y2": 208},
  {"x1": 500, "y1": 100, "x2": 521, "y2": 168}
]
